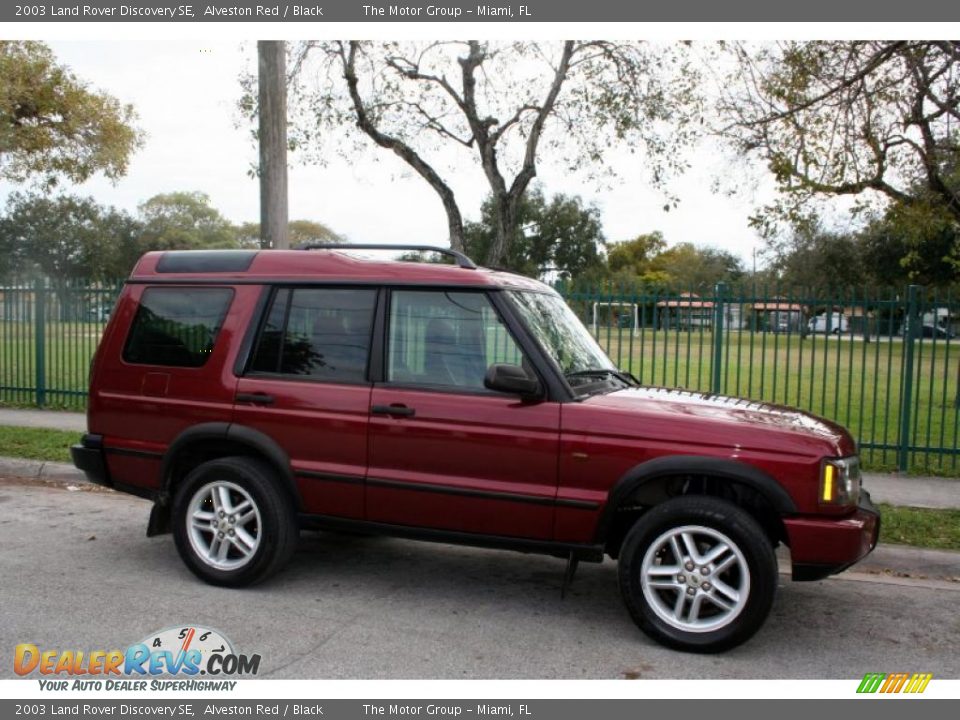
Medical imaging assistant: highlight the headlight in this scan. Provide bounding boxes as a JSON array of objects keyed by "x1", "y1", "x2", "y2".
[{"x1": 820, "y1": 456, "x2": 861, "y2": 506}]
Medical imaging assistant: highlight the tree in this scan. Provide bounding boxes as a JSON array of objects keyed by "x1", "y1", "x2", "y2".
[
  {"x1": 137, "y1": 192, "x2": 238, "y2": 251},
  {"x1": 762, "y1": 222, "x2": 863, "y2": 290},
  {"x1": 604, "y1": 232, "x2": 668, "y2": 284},
  {"x1": 721, "y1": 42, "x2": 960, "y2": 233},
  {"x1": 600, "y1": 234, "x2": 746, "y2": 288},
  {"x1": 648, "y1": 242, "x2": 744, "y2": 288},
  {"x1": 0, "y1": 192, "x2": 141, "y2": 282},
  {"x1": 463, "y1": 188, "x2": 604, "y2": 278},
  {"x1": 859, "y1": 203, "x2": 959, "y2": 287},
  {"x1": 0, "y1": 41, "x2": 143, "y2": 187},
  {"x1": 257, "y1": 40, "x2": 289, "y2": 249},
  {"x1": 265, "y1": 40, "x2": 699, "y2": 266},
  {"x1": 236, "y1": 219, "x2": 344, "y2": 249}
]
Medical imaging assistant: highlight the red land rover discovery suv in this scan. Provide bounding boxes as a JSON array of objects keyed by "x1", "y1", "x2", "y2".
[{"x1": 72, "y1": 245, "x2": 879, "y2": 652}]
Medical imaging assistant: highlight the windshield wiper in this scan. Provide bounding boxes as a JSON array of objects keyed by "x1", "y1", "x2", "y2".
[{"x1": 565, "y1": 368, "x2": 639, "y2": 386}]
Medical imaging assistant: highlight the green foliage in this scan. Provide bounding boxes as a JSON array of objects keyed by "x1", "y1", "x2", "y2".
[
  {"x1": 0, "y1": 191, "x2": 347, "y2": 281},
  {"x1": 137, "y1": 192, "x2": 238, "y2": 251},
  {"x1": 724, "y1": 41, "x2": 960, "y2": 234},
  {"x1": 860, "y1": 203, "x2": 959, "y2": 287},
  {"x1": 464, "y1": 188, "x2": 604, "y2": 278},
  {"x1": 0, "y1": 192, "x2": 141, "y2": 281},
  {"x1": 605, "y1": 232, "x2": 667, "y2": 280},
  {"x1": 586, "y1": 232, "x2": 744, "y2": 289},
  {"x1": 236, "y1": 219, "x2": 344, "y2": 249},
  {"x1": 878, "y1": 503, "x2": 960, "y2": 551},
  {"x1": 0, "y1": 41, "x2": 143, "y2": 187},
  {"x1": 763, "y1": 222, "x2": 864, "y2": 290},
  {"x1": 760, "y1": 208, "x2": 959, "y2": 290},
  {"x1": 647, "y1": 243, "x2": 744, "y2": 288}
]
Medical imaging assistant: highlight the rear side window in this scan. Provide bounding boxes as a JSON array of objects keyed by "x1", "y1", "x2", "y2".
[
  {"x1": 249, "y1": 287, "x2": 377, "y2": 382},
  {"x1": 123, "y1": 287, "x2": 233, "y2": 368}
]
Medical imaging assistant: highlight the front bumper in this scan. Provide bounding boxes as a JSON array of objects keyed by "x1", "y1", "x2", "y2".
[
  {"x1": 70, "y1": 433, "x2": 111, "y2": 488},
  {"x1": 785, "y1": 490, "x2": 881, "y2": 581}
]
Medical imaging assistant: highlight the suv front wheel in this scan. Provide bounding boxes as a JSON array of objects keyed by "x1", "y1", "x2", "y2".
[
  {"x1": 618, "y1": 495, "x2": 777, "y2": 653},
  {"x1": 172, "y1": 456, "x2": 299, "y2": 587}
]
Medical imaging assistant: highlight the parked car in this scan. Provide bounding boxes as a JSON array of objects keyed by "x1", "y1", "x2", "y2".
[
  {"x1": 72, "y1": 246, "x2": 879, "y2": 653},
  {"x1": 808, "y1": 312, "x2": 848, "y2": 334}
]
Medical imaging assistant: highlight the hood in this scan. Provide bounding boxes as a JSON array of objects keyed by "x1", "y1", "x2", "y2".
[{"x1": 579, "y1": 386, "x2": 856, "y2": 458}]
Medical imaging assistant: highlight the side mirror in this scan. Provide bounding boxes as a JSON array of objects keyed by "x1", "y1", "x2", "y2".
[{"x1": 484, "y1": 363, "x2": 543, "y2": 400}]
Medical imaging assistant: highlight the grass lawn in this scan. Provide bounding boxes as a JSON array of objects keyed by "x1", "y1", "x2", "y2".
[
  {"x1": 0, "y1": 425, "x2": 76, "y2": 463},
  {"x1": 594, "y1": 327, "x2": 960, "y2": 476},
  {"x1": 877, "y1": 502, "x2": 960, "y2": 551}
]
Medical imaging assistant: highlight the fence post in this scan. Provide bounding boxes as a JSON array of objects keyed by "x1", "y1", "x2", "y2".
[
  {"x1": 898, "y1": 284, "x2": 920, "y2": 472},
  {"x1": 33, "y1": 278, "x2": 46, "y2": 407},
  {"x1": 711, "y1": 282, "x2": 726, "y2": 394}
]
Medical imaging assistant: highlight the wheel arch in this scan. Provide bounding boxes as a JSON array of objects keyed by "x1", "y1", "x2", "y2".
[
  {"x1": 596, "y1": 455, "x2": 796, "y2": 556},
  {"x1": 148, "y1": 423, "x2": 301, "y2": 536}
]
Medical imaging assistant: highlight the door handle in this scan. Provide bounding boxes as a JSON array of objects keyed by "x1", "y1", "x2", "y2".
[
  {"x1": 235, "y1": 392, "x2": 275, "y2": 406},
  {"x1": 371, "y1": 404, "x2": 416, "y2": 418}
]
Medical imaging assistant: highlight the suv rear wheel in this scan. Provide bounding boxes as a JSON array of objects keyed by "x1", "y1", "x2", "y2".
[
  {"x1": 172, "y1": 456, "x2": 298, "y2": 587},
  {"x1": 618, "y1": 495, "x2": 777, "y2": 653}
]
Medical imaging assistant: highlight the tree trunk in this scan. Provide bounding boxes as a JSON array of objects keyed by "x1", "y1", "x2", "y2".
[
  {"x1": 258, "y1": 41, "x2": 289, "y2": 250},
  {"x1": 488, "y1": 194, "x2": 515, "y2": 268}
]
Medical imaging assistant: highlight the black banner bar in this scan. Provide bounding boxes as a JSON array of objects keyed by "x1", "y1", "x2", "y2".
[
  {"x1": 0, "y1": 699, "x2": 958, "y2": 720},
  {"x1": 3, "y1": 0, "x2": 959, "y2": 22}
]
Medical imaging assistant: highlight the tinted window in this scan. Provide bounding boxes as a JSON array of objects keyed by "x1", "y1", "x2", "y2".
[
  {"x1": 250, "y1": 288, "x2": 376, "y2": 382},
  {"x1": 123, "y1": 287, "x2": 233, "y2": 368},
  {"x1": 388, "y1": 290, "x2": 526, "y2": 390}
]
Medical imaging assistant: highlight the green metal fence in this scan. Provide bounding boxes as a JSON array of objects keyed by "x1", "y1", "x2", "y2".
[
  {"x1": 561, "y1": 282, "x2": 960, "y2": 474},
  {"x1": 1, "y1": 279, "x2": 123, "y2": 408},
  {"x1": 1, "y1": 278, "x2": 958, "y2": 474}
]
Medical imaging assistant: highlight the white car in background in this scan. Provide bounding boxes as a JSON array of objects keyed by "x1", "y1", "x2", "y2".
[{"x1": 808, "y1": 312, "x2": 849, "y2": 334}]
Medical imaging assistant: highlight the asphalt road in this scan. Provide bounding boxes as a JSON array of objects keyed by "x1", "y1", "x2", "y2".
[{"x1": 1, "y1": 477, "x2": 958, "y2": 680}]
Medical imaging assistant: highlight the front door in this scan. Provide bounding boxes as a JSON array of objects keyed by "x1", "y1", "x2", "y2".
[{"x1": 366, "y1": 289, "x2": 560, "y2": 539}]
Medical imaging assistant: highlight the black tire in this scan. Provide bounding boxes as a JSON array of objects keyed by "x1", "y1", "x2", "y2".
[
  {"x1": 617, "y1": 495, "x2": 777, "y2": 653},
  {"x1": 172, "y1": 456, "x2": 298, "y2": 587}
]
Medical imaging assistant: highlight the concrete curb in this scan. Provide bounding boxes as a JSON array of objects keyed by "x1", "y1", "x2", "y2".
[{"x1": 0, "y1": 457, "x2": 87, "y2": 483}]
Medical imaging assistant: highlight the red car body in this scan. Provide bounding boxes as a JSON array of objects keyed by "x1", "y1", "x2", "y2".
[{"x1": 73, "y1": 248, "x2": 878, "y2": 586}]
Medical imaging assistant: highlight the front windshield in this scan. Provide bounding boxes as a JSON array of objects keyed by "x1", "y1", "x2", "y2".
[{"x1": 508, "y1": 291, "x2": 617, "y2": 379}]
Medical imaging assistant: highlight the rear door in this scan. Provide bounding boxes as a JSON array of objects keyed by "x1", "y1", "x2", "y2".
[
  {"x1": 233, "y1": 286, "x2": 378, "y2": 519},
  {"x1": 366, "y1": 289, "x2": 561, "y2": 539}
]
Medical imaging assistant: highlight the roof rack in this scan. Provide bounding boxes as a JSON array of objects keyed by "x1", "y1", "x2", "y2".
[{"x1": 297, "y1": 243, "x2": 477, "y2": 270}]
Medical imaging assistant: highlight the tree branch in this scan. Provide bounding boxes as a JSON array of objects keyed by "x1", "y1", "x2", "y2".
[{"x1": 341, "y1": 41, "x2": 466, "y2": 250}]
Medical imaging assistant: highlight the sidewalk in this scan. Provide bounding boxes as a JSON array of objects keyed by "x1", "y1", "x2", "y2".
[
  {"x1": 0, "y1": 408, "x2": 86, "y2": 432},
  {"x1": 0, "y1": 407, "x2": 957, "y2": 509}
]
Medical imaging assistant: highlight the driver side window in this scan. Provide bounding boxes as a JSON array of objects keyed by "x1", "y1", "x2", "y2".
[{"x1": 387, "y1": 290, "x2": 527, "y2": 390}]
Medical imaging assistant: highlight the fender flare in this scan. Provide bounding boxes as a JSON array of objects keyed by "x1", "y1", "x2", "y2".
[
  {"x1": 594, "y1": 455, "x2": 797, "y2": 543},
  {"x1": 159, "y1": 422, "x2": 300, "y2": 508}
]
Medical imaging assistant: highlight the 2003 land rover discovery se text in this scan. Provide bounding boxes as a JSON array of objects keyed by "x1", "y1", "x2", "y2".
[{"x1": 71, "y1": 245, "x2": 879, "y2": 652}]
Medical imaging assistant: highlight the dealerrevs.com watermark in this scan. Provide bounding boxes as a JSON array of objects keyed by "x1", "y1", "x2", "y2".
[{"x1": 13, "y1": 626, "x2": 260, "y2": 691}]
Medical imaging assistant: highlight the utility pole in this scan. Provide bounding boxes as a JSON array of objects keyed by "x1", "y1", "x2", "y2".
[{"x1": 258, "y1": 40, "x2": 289, "y2": 249}]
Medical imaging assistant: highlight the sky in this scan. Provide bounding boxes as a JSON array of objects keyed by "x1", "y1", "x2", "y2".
[{"x1": 0, "y1": 39, "x2": 788, "y2": 267}]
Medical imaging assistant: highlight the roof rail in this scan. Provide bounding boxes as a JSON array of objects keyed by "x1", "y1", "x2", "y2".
[{"x1": 297, "y1": 243, "x2": 477, "y2": 270}]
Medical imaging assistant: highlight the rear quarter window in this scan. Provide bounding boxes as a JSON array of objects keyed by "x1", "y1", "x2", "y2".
[{"x1": 123, "y1": 287, "x2": 234, "y2": 368}]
